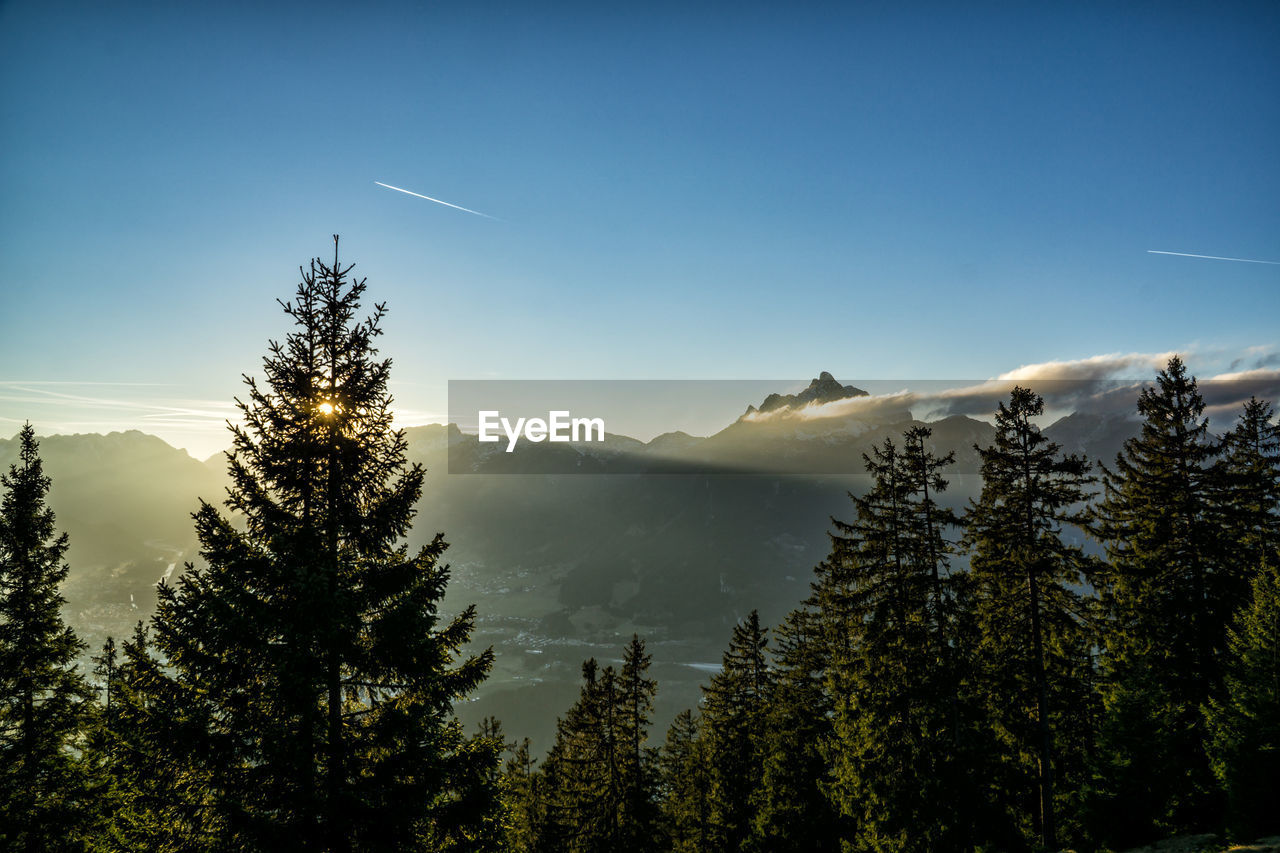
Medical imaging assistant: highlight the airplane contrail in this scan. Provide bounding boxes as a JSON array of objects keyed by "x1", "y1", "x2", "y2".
[
  {"x1": 1148, "y1": 250, "x2": 1280, "y2": 265},
  {"x1": 374, "y1": 181, "x2": 499, "y2": 220}
]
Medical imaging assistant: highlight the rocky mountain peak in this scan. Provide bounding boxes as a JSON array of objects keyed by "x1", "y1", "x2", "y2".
[{"x1": 753, "y1": 372, "x2": 868, "y2": 414}]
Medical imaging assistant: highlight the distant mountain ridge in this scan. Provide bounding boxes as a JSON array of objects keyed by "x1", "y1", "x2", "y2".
[
  {"x1": 3, "y1": 374, "x2": 1144, "y2": 751},
  {"x1": 0, "y1": 429, "x2": 229, "y2": 659}
]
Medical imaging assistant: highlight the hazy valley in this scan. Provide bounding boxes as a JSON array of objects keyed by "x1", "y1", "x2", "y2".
[{"x1": 0, "y1": 374, "x2": 1141, "y2": 751}]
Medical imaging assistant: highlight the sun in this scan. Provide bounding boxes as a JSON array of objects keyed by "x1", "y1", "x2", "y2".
[{"x1": 317, "y1": 401, "x2": 335, "y2": 415}]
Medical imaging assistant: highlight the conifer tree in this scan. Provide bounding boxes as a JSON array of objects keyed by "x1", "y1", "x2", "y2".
[
  {"x1": 823, "y1": 432, "x2": 983, "y2": 852},
  {"x1": 1218, "y1": 396, "x2": 1280, "y2": 571},
  {"x1": 137, "y1": 238, "x2": 496, "y2": 850},
  {"x1": 88, "y1": 621, "x2": 219, "y2": 851},
  {"x1": 617, "y1": 635, "x2": 660, "y2": 852},
  {"x1": 1202, "y1": 395, "x2": 1280, "y2": 839},
  {"x1": 658, "y1": 709, "x2": 711, "y2": 853},
  {"x1": 82, "y1": 637, "x2": 120, "y2": 851},
  {"x1": 0, "y1": 424, "x2": 96, "y2": 851},
  {"x1": 753, "y1": 606, "x2": 839, "y2": 852},
  {"x1": 537, "y1": 638, "x2": 658, "y2": 853},
  {"x1": 1204, "y1": 558, "x2": 1280, "y2": 840},
  {"x1": 530, "y1": 742, "x2": 573, "y2": 853},
  {"x1": 700, "y1": 610, "x2": 772, "y2": 853},
  {"x1": 964, "y1": 387, "x2": 1100, "y2": 849},
  {"x1": 541, "y1": 659, "x2": 618, "y2": 852},
  {"x1": 461, "y1": 717, "x2": 511, "y2": 853},
  {"x1": 806, "y1": 555, "x2": 858, "y2": 668},
  {"x1": 501, "y1": 737, "x2": 546, "y2": 853},
  {"x1": 901, "y1": 425, "x2": 963, "y2": 669},
  {"x1": 1091, "y1": 356, "x2": 1237, "y2": 841},
  {"x1": 90, "y1": 637, "x2": 117, "y2": 722}
]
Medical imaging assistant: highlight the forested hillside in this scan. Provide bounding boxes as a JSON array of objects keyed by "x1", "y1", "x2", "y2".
[{"x1": 2, "y1": 248, "x2": 1276, "y2": 851}]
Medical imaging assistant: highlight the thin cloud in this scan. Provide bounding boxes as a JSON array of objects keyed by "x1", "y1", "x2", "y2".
[
  {"x1": 0, "y1": 380, "x2": 172, "y2": 386},
  {"x1": 1225, "y1": 345, "x2": 1280, "y2": 372},
  {"x1": 740, "y1": 390, "x2": 918, "y2": 425},
  {"x1": 996, "y1": 352, "x2": 1179, "y2": 382},
  {"x1": 0, "y1": 382, "x2": 239, "y2": 456},
  {"x1": 0, "y1": 383, "x2": 236, "y2": 419},
  {"x1": 742, "y1": 351, "x2": 1279, "y2": 427}
]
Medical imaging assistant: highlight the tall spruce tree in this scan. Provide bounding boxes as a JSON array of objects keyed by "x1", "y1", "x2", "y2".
[
  {"x1": 0, "y1": 424, "x2": 96, "y2": 852},
  {"x1": 90, "y1": 637, "x2": 117, "y2": 723},
  {"x1": 901, "y1": 426, "x2": 963, "y2": 671},
  {"x1": 964, "y1": 387, "x2": 1100, "y2": 850},
  {"x1": 465, "y1": 717, "x2": 511, "y2": 853},
  {"x1": 541, "y1": 659, "x2": 619, "y2": 853},
  {"x1": 535, "y1": 727, "x2": 574, "y2": 852},
  {"x1": 137, "y1": 238, "x2": 496, "y2": 850},
  {"x1": 752, "y1": 606, "x2": 839, "y2": 852},
  {"x1": 1203, "y1": 557, "x2": 1280, "y2": 840},
  {"x1": 1202, "y1": 395, "x2": 1280, "y2": 840},
  {"x1": 823, "y1": 432, "x2": 984, "y2": 852},
  {"x1": 83, "y1": 636, "x2": 121, "y2": 851},
  {"x1": 1091, "y1": 356, "x2": 1237, "y2": 842},
  {"x1": 658, "y1": 709, "x2": 711, "y2": 853},
  {"x1": 536, "y1": 638, "x2": 658, "y2": 853},
  {"x1": 700, "y1": 610, "x2": 772, "y2": 853},
  {"x1": 501, "y1": 737, "x2": 546, "y2": 853},
  {"x1": 1218, "y1": 396, "x2": 1280, "y2": 571},
  {"x1": 617, "y1": 635, "x2": 660, "y2": 852},
  {"x1": 88, "y1": 621, "x2": 219, "y2": 851}
]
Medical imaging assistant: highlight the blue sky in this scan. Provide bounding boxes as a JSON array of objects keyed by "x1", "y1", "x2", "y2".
[{"x1": 2, "y1": 1, "x2": 1278, "y2": 456}]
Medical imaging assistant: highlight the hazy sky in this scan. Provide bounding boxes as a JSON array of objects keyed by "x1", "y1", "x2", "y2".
[{"x1": 2, "y1": 2, "x2": 1278, "y2": 457}]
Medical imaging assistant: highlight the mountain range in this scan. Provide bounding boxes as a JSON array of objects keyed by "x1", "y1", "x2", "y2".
[{"x1": 0, "y1": 374, "x2": 1143, "y2": 750}]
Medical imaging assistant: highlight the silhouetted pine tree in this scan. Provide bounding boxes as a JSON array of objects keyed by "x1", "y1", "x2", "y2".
[
  {"x1": 901, "y1": 426, "x2": 963, "y2": 672},
  {"x1": 899, "y1": 425, "x2": 996, "y2": 845},
  {"x1": 137, "y1": 238, "x2": 496, "y2": 851},
  {"x1": 89, "y1": 621, "x2": 220, "y2": 851},
  {"x1": 536, "y1": 638, "x2": 657, "y2": 853},
  {"x1": 82, "y1": 637, "x2": 120, "y2": 851},
  {"x1": 700, "y1": 610, "x2": 772, "y2": 853},
  {"x1": 823, "y1": 433, "x2": 983, "y2": 852},
  {"x1": 752, "y1": 606, "x2": 839, "y2": 852},
  {"x1": 541, "y1": 659, "x2": 620, "y2": 852},
  {"x1": 90, "y1": 637, "x2": 117, "y2": 723},
  {"x1": 533, "y1": 738, "x2": 573, "y2": 853},
  {"x1": 658, "y1": 709, "x2": 711, "y2": 853},
  {"x1": 617, "y1": 636, "x2": 659, "y2": 852},
  {"x1": 1218, "y1": 396, "x2": 1280, "y2": 571},
  {"x1": 501, "y1": 737, "x2": 546, "y2": 853},
  {"x1": 964, "y1": 387, "x2": 1101, "y2": 850},
  {"x1": 1204, "y1": 557, "x2": 1280, "y2": 840},
  {"x1": 0, "y1": 424, "x2": 96, "y2": 852},
  {"x1": 460, "y1": 717, "x2": 511, "y2": 853},
  {"x1": 1091, "y1": 356, "x2": 1238, "y2": 842},
  {"x1": 1201, "y1": 395, "x2": 1280, "y2": 840}
]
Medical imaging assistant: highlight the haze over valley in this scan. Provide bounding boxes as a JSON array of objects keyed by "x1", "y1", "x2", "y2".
[{"x1": 7, "y1": 370, "x2": 1253, "y2": 750}]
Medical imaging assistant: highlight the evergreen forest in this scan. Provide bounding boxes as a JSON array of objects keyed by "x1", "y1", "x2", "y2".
[{"x1": 2, "y1": 244, "x2": 1277, "y2": 852}]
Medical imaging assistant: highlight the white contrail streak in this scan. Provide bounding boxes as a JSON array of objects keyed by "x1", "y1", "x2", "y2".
[
  {"x1": 374, "y1": 181, "x2": 499, "y2": 220},
  {"x1": 1148, "y1": 250, "x2": 1280, "y2": 265}
]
